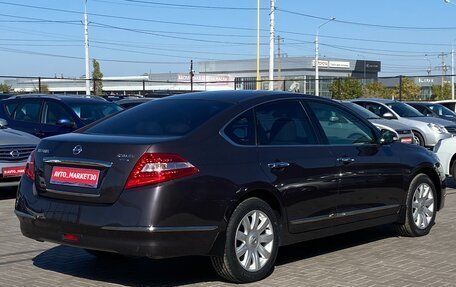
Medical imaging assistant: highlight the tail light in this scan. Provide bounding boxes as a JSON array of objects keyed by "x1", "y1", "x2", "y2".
[
  {"x1": 24, "y1": 150, "x2": 36, "y2": 181},
  {"x1": 125, "y1": 153, "x2": 199, "y2": 189}
]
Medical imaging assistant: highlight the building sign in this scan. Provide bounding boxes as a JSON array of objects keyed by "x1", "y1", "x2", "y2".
[
  {"x1": 177, "y1": 74, "x2": 231, "y2": 83},
  {"x1": 312, "y1": 60, "x2": 350, "y2": 69},
  {"x1": 417, "y1": 78, "x2": 435, "y2": 84}
]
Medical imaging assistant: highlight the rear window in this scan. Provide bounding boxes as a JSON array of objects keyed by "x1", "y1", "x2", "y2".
[
  {"x1": 84, "y1": 99, "x2": 231, "y2": 136},
  {"x1": 68, "y1": 102, "x2": 123, "y2": 124}
]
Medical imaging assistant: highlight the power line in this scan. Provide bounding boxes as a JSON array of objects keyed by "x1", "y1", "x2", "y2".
[
  {"x1": 277, "y1": 8, "x2": 456, "y2": 30},
  {"x1": 96, "y1": 0, "x2": 263, "y2": 10}
]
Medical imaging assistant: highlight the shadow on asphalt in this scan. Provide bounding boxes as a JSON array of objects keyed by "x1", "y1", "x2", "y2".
[
  {"x1": 32, "y1": 225, "x2": 398, "y2": 286},
  {"x1": 29, "y1": 176, "x2": 456, "y2": 286},
  {"x1": 0, "y1": 187, "x2": 16, "y2": 200}
]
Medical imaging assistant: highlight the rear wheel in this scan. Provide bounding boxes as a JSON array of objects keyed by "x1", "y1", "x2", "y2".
[
  {"x1": 211, "y1": 198, "x2": 279, "y2": 283},
  {"x1": 395, "y1": 174, "x2": 437, "y2": 237},
  {"x1": 451, "y1": 160, "x2": 456, "y2": 179},
  {"x1": 413, "y1": 131, "x2": 425, "y2": 147}
]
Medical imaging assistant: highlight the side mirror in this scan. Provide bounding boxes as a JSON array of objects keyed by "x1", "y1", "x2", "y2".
[
  {"x1": 0, "y1": 118, "x2": 7, "y2": 128},
  {"x1": 56, "y1": 118, "x2": 74, "y2": 128},
  {"x1": 382, "y1": 112, "x2": 396, "y2": 120},
  {"x1": 380, "y1": 129, "x2": 398, "y2": 144}
]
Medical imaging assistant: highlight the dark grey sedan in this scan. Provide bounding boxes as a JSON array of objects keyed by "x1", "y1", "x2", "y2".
[{"x1": 15, "y1": 91, "x2": 446, "y2": 283}]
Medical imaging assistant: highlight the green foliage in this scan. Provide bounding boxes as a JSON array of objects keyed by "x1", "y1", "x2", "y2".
[
  {"x1": 92, "y1": 59, "x2": 104, "y2": 95},
  {"x1": 0, "y1": 83, "x2": 12, "y2": 93},
  {"x1": 392, "y1": 77, "x2": 421, "y2": 101},
  {"x1": 431, "y1": 83, "x2": 451, "y2": 101},
  {"x1": 329, "y1": 77, "x2": 363, "y2": 100},
  {"x1": 363, "y1": 81, "x2": 389, "y2": 99}
]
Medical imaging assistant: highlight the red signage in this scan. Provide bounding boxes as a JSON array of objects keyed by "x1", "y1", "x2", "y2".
[
  {"x1": 50, "y1": 166, "x2": 100, "y2": 188},
  {"x1": 2, "y1": 166, "x2": 25, "y2": 178}
]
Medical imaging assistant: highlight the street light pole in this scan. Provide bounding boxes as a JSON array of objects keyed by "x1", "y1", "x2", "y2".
[
  {"x1": 84, "y1": 0, "x2": 90, "y2": 95},
  {"x1": 268, "y1": 0, "x2": 275, "y2": 91},
  {"x1": 315, "y1": 17, "x2": 335, "y2": 96},
  {"x1": 256, "y1": 0, "x2": 260, "y2": 90},
  {"x1": 452, "y1": 44, "x2": 455, "y2": 100}
]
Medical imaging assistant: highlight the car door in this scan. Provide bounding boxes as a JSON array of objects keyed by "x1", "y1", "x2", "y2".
[
  {"x1": 41, "y1": 100, "x2": 77, "y2": 137},
  {"x1": 10, "y1": 99, "x2": 44, "y2": 137},
  {"x1": 306, "y1": 100, "x2": 404, "y2": 225},
  {"x1": 255, "y1": 100, "x2": 340, "y2": 234}
]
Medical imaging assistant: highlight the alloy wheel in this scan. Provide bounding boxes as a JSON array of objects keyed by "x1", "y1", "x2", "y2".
[
  {"x1": 235, "y1": 210, "x2": 274, "y2": 272},
  {"x1": 412, "y1": 183, "x2": 435, "y2": 229}
]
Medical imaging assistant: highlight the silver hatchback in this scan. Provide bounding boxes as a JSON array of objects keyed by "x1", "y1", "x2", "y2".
[
  {"x1": 0, "y1": 118, "x2": 39, "y2": 187},
  {"x1": 352, "y1": 98, "x2": 455, "y2": 148}
]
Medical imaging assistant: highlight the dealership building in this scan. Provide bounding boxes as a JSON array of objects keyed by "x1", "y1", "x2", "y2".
[{"x1": 5, "y1": 56, "x2": 382, "y2": 97}]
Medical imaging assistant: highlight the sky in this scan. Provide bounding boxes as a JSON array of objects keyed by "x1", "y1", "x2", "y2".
[{"x1": 1, "y1": 0, "x2": 456, "y2": 78}]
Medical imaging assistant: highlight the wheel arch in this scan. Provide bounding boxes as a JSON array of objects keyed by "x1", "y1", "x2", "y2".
[{"x1": 209, "y1": 187, "x2": 285, "y2": 257}]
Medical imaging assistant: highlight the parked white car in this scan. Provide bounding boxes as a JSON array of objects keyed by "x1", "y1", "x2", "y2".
[
  {"x1": 0, "y1": 118, "x2": 39, "y2": 187},
  {"x1": 434, "y1": 137, "x2": 456, "y2": 178}
]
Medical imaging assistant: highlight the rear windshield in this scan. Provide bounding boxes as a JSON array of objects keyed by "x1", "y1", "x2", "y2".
[
  {"x1": 386, "y1": 102, "x2": 423, "y2": 118},
  {"x1": 84, "y1": 99, "x2": 231, "y2": 136},
  {"x1": 68, "y1": 102, "x2": 123, "y2": 124}
]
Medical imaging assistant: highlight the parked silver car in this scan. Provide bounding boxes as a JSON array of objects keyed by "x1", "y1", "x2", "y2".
[
  {"x1": 342, "y1": 102, "x2": 415, "y2": 144},
  {"x1": 352, "y1": 98, "x2": 455, "y2": 147},
  {"x1": 0, "y1": 118, "x2": 39, "y2": 187}
]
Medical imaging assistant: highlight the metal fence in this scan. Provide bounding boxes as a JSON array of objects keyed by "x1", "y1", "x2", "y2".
[{"x1": 1, "y1": 74, "x2": 454, "y2": 101}]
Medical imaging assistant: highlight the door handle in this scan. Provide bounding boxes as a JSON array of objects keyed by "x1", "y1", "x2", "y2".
[
  {"x1": 268, "y1": 162, "x2": 290, "y2": 169},
  {"x1": 337, "y1": 157, "x2": 355, "y2": 164}
]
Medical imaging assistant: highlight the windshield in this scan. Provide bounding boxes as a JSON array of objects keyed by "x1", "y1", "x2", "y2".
[
  {"x1": 84, "y1": 99, "x2": 231, "y2": 136},
  {"x1": 427, "y1": 104, "x2": 456, "y2": 117},
  {"x1": 68, "y1": 102, "x2": 123, "y2": 125},
  {"x1": 386, "y1": 102, "x2": 424, "y2": 117},
  {"x1": 342, "y1": 102, "x2": 380, "y2": 119}
]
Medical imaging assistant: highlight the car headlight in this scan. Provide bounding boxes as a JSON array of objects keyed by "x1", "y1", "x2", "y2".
[{"x1": 427, "y1": 123, "x2": 448, "y2": 134}]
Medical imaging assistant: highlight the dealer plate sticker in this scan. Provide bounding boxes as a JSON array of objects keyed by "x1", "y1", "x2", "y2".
[
  {"x1": 50, "y1": 166, "x2": 100, "y2": 188},
  {"x1": 2, "y1": 166, "x2": 25, "y2": 178}
]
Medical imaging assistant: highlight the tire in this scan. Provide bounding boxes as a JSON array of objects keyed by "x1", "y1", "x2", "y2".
[
  {"x1": 451, "y1": 160, "x2": 456, "y2": 179},
  {"x1": 413, "y1": 131, "x2": 425, "y2": 147},
  {"x1": 211, "y1": 197, "x2": 279, "y2": 283},
  {"x1": 394, "y1": 174, "x2": 437, "y2": 237}
]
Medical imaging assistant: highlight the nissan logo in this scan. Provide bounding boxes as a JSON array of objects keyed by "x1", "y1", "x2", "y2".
[
  {"x1": 73, "y1": 145, "x2": 83, "y2": 155},
  {"x1": 10, "y1": 150, "x2": 20, "y2": 158}
]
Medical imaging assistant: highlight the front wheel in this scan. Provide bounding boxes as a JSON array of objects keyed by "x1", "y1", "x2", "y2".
[
  {"x1": 395, "y1": 174, "x2": 437, "y2": 237},
  {"x1": 413, "y1": 132, "x2": 425, "y2": 147},
  {"x1": 211, "y1": 197, "x2": 279, "y2": 283}
]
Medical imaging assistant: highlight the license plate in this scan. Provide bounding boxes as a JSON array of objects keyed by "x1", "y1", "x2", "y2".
[
  {"x1": 2, "y1": 166, "x2": 25, "y2": 178},
  {"x1": 50, "y1": 166, "x2": 100, "y2": 188},
  {"x1": 400, "y1": 137, "x2": 413, "y2": 144}
]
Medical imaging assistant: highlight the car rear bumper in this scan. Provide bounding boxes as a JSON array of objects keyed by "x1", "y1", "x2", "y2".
[{"x1": 15, "y1": 177, "x2": 225, "y2": 259}]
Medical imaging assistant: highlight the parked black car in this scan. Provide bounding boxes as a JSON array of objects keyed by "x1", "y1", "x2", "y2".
[
  {"x1": 15, "y1": 91, "x2": 446, "y2": 283},
  {"x1": 0, "y1": 94, "x2": 122, "y2": 138},
  {"x1": 407, "y1": 102, "x2": 456, "y2": 123}
]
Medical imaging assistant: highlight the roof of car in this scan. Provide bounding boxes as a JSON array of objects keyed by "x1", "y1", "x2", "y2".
[
  {"x1": 161, "y1": 90, "x2": 319, "y2": 103},
  {"x1": 7, "y1": 93, "x2": 109, "y2": 103},
  {"x1": 352, "y1": 98, "x2": 398, "y2": 104}
]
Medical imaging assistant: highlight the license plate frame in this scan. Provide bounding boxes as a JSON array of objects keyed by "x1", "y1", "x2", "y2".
[{"x1": 50, "y1": 166, "x2": 100, "y2": 189}]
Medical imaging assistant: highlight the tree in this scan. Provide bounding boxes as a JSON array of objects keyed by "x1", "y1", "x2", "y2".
[
  {"x1": 363, "y1": 81, "x2": 389, "y2": 99},
  {"x1": 329, "y1": 77, "x2": 363, "y2": 100},
  {"x1": 431, "y1": 83, "x2": 451, "y2": 101},
  {"x1": 392, "y1": 77, "x2": 421, "y2": 101},
  {"x1": 92, "y1": 59, "x2": 104, "y2": 95},
  {"x1": 0, "y1": 83, "x2": 12, "y2": 93}
]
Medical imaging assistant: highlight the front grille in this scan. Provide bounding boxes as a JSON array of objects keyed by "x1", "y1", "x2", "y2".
[
  {"x1": 396, "y1": 129, "x2": 413, "y2": 135},
  {"x1": 446, "y1": 126, "x2": 456, "y2": 135},
  {"x1": 0, "y1": 145, "x2": 36, "y2": 162}
]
